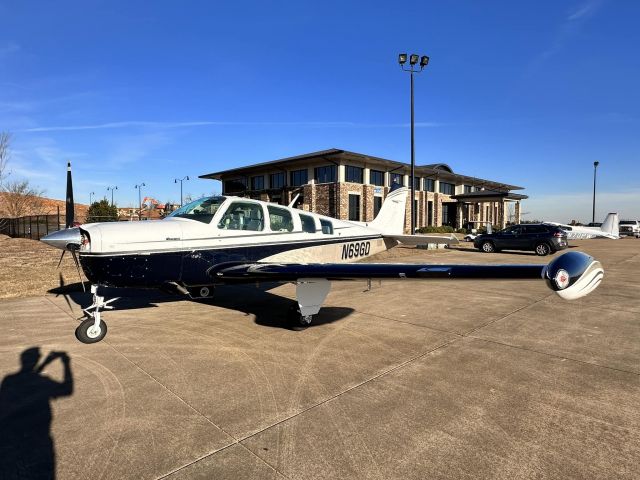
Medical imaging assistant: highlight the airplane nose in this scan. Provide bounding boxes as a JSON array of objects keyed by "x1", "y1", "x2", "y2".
[{"x1": 41, "y1": 227, "x2": 82, "y2": 250}]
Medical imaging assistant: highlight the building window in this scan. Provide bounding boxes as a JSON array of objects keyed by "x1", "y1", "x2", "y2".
[
  {"x1": 348, "y1": 194, "x2": 361, "y2": 221},
  {"x1": 290, "y1": 169, "x2": 308, "y2": 187},
  {"x1": 218, "y1": 201, "x2": 264, "y2": 231},
  {"x1": 370, "y1": 170, "x2": 385, "y2": 186},
  {"x1": 299, "y1": 213, "x2": 316, "y2": 233},
  {"x1": 424, "y1": 178, "x2": 435, "y2": 192},
  {"x1": 427, "y1": 201, "x2": 433, "y2": 225},
  {"x1": 413, "y1": 177, "x2": 421, "y2": 191},
  {"x1": 320, "y1": 218, "x2": 333, "y2": 234},
  {"x1": 464, "y1": 185, "x2": 473, "y2": 193},
  {"x1": 442, "y1": 203, "x2": 456, "y2": 226},
  {"x1": 373, "y1": 196, "x2": 383, "y2": 217},
  {"x1": 345, "y1": 166, "x2": 363, "y2": 183},
  {"x1": 390, "y1": 173, "x2": 403, "y2": 187},
  {"x1": 439, "y1": 182, "x2": 455, "y2": 195},
  {"x1": 270, "y1": 172, "x2": 285, "y2": 189},
  {"x1": 224, "y1": 178, "x2": 246, "y2": 194},
  {"x1": 267, "y1": 205, "x2": 293, "y2": 231},
  {"x1": 250, "y1": 175, "x2": 264, "y2": 190},
  {"x1": 315, "y1": 165, "x2": 336, "y2": 183},
  {"x1": 414, "y1": 200, "x2": 419, "y2": 226}
]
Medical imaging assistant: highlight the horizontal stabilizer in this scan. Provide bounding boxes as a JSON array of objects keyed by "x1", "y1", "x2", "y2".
[{"x1": 385, "y1": 233, "x2": 459, "y2": 246}]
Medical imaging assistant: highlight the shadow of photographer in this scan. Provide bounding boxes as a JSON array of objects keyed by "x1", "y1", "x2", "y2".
[{"x1": 0, "y1": 347, "x2": 74, "y2": 480}]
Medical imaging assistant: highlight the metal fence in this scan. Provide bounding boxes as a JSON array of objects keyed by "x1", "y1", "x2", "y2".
[
  {"x1": 0, "y1": 212, "x2": 148, "y2": 240},
  {"x1": 0, "y1": 214, "x2": 64, "y2": 240}
]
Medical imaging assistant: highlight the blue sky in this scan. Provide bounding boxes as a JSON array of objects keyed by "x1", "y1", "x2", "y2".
[{"x1": 1, "y1": 0, "x2": 638, "y2": 221}]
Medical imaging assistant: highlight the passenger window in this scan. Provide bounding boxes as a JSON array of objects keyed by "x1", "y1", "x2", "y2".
[
  {"x1": 320, "y1": 218, "x2": 333, "y2": 234},
  {"x1": 299, "y1": 213, "x2": 316, "y2": 233},
  {"x1": 218, "y1": 202, "x2": 264, "y2": 231},
  {"x1": 268, "y1": 206, "x2": 294, "y2": 232}
]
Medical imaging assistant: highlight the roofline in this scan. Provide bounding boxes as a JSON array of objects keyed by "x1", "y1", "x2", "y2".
[{"x1": 199, "y1": 148, "x2": 524, "y2": 191}]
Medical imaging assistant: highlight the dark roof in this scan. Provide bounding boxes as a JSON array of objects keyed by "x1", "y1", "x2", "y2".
[
  {"x1": 200, "y1": 148, "x2": 524, "y2": 191},
  {"x1": 451, "y1": 190, "x2": 528, "y2": 201}
]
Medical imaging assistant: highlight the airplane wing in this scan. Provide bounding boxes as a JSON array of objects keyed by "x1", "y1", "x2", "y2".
[
  {"x1": 384, "y1": 234, "x2": 459, "y2": 246},
  {"x1": 208, "y1": 251, "x2": 603, "y2": 301}
]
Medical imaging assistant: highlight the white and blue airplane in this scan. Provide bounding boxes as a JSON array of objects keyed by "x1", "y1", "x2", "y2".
[
  {"x1": 43, "y1": 164, "x2": 605, "y2": 344},
  {"x1": 544, "y1": 213, "x2": 620, "y2": 240}
]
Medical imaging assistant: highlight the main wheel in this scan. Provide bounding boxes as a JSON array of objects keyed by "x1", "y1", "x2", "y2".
[
  {"x1": 535, "y1": 242, "x2": 551, "y2": 256},
  {"x1": 481, "y1": 241, "x2": 495, "y2": 253},
  {"x1": 75, "y1": 318, "x2": 107, "y2": 344},
  {"x1": 287, "y1": 305, "x2": 312, "y2": 330}
]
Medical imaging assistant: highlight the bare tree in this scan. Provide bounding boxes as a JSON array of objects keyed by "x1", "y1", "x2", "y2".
[
  {"x1": 0, "y1": 180, "x2": 45, "y2": 218},
  {"x1": 0, "y1": 132, "x2": 11, "y2": 188}
]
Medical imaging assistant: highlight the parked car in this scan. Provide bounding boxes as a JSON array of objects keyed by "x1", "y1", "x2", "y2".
[
  {"x1": 619, "y1": 220, "x2": 640, "y2": 237},
  {"x1": 473, "y1": 224, "x2": 568, "y2": 256}
]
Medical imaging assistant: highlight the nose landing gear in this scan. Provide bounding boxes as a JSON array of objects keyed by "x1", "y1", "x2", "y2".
[{"x1": 75, "y1": 285, "x2": 117, "y2": 344}]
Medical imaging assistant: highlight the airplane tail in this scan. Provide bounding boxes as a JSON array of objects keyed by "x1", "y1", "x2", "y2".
[
  {"x1": 368, "y1": 185, "x2": 408, "y2": 235},
  {"x1": 601, "y1": 213, "x2": 619, "y2": 237}
]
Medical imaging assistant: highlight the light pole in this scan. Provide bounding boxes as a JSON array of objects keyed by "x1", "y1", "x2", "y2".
[
  {"x1": 398, "y1": 52, "x2": 429, "y2": 234},
  {"x1": 174, "y1": 176, "x2": 190, "y2": 207},
  {"x1": 135, "y1": 183, "x2": 146, "y2": 220},
  {"x1": 106, "y1": 186, "x2": 118, "y2": 206},
  {"x1": 592, "y1": 161, "x2": 599, "y2": 223},
  {"x1": 89, "y1": 191, "x2": 95, "y2": 205}
]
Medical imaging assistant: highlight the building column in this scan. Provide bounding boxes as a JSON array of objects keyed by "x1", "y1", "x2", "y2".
[
  {"x1": 363, "y1": 167, "x2": 370, "y2": 185},
  {"x1": 338, "y1": 165, "x2": 345, "y2": 182},
  {"x1": 515, "y1": 201, "x2": 521, "y2": 223},
  {"x1": 457, "y1": 203, "x2": 464, "y2": 229}
]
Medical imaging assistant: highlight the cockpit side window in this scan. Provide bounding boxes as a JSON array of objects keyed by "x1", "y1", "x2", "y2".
[
  {"x1": 299, "y1": 213, "x2": 317, "y2": 233},
  {"x1": 320, "y1": 218, "x2": 333, "y2": 234},
  {"x1": 268, "y1": 206, "x2": 294, "y2": 232},
  {"x1": 218, "y1": 202, "x2": 265, "y2": 231}
]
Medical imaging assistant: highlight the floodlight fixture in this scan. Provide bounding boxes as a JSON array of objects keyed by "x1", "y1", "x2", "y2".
[
  {"x1": 398, "y1": 53, "x2": 407, "y2": 65},
  {"x1": 409, "y1": 54, "x2": 419, "y2": 65},
  {"x1": 420, "y1": 55, "x2": 429, "y2": 68}
]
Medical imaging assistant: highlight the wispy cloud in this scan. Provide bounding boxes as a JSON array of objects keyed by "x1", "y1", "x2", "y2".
[
  {"x1": 567, "y1": 0, "x2": 603, "y2": 21},
  {"x1": 19, "y1": 120, "x2": 446, "y2": 133},
  {"x1": 529, "y1": 0, "x2": 605, "y2": 67}
]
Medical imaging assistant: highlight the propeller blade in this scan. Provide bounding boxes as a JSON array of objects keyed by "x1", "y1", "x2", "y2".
[
  {"x1": 65, "y1": 161, "x2": 75, "y2": 229},
  {"x1": 70, "y1": 249, "x2": 85, "y2": 292},
  {"x1": 56, "y1": 249, "x2": 66, "y2": 268}
]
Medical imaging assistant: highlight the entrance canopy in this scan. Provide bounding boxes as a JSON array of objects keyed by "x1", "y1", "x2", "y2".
[{"x1": 451, "y1": 190, "x2": 528, "y2": 203}]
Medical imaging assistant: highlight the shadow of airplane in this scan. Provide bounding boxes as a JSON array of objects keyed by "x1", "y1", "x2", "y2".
[
  {"x1": 0, "y1": 347, "x2": 73, "y2": 480},
  {"x1": 48, "y1": 281, "x2": 354, "y2": 331}
]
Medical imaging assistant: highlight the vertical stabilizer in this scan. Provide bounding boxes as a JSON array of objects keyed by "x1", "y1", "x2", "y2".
[
  {"x1": 601, "y1": 213, "x2": 619, "y2": 237},
  {"x1": 368, "y1": 186, "x2": 408, "y2": 234}
]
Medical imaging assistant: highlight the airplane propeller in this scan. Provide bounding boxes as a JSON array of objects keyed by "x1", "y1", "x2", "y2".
[{"x1": 50, "y1": 162, "x2": 85, "y2": 292}]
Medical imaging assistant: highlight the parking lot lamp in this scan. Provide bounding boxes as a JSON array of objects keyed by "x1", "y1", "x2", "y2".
[
  {"x1": 399, "y1": 53, "x2": 429, "y2": 234},
  {"x1": 106, "y1": 186, "x2": 118, "y2": 206},
  {"x1": 89, "y1": 191, "x2": 95, "y2": 205},
  {"x1": 174, "y1": 176, "x2": 190, "y2": 207},
  {"x1": 135, "y1": 183, "x2": 146, "y2": 219},
  {"x1": 592, "y1": 161, "x2": 599, "y2": 223}
]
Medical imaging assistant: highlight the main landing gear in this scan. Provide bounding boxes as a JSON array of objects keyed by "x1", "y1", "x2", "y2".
[
  {"x1": 75, "y1": 285, "x2": 117, "y2": 344},
  {"x1": 288, "y1": 278, "x2": 331, "y2": 329}
]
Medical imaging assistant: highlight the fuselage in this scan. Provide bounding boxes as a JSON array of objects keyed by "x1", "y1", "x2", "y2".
[{"x1": 72, "y1": 196, "x2": 394, "y2": 288}]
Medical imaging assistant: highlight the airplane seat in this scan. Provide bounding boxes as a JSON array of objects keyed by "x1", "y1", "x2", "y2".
[{"x1": 247, "y1": 209, "x2": 263, "y2": 231}]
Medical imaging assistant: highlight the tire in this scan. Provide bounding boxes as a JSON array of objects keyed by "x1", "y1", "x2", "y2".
[
  {"x1": 287, "y1": 305, "x2": 312, "y2": 330},
  {"x1": 481, "y1": 241, "x2": 495, "y2": 253},
  {"x1": 535, "y1": 242, "x2": 551, "y2": 256},
  {"x1": 75, "y1": 318, "x2": 107, "y2": 344}
]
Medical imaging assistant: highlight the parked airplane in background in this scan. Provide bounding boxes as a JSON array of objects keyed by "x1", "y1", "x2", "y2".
[
  {"x1": 43, "y1": 163, "x2": 605, "y2": 344},
  {"x1": 545, "y1": 213, "x2": 620, "y2": 239}
]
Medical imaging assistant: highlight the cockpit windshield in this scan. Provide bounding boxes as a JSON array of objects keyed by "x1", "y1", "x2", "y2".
[{"x1": 166, "y1": 196, "x2": 226, "y2": 224}]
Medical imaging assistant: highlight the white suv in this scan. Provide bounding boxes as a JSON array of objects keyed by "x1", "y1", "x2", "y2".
[{"x1": 619, "y1": 220, "x2": 640, "y2": 238}]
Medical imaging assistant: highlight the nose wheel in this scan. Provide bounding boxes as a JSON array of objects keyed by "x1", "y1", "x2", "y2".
[{"x1": 76, "y1": 285, "x2": 117, "y2": 344}]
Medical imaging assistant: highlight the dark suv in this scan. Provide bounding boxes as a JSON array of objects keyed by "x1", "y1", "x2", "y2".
[{"x1": 473, "y1": 224, "x2": 568, "y2": 256}]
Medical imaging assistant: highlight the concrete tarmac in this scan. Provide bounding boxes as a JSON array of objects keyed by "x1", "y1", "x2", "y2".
[{"x1": 0, "y1": 239, "x2": 638, "y2": 479}]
